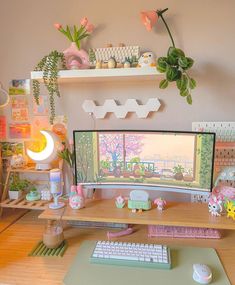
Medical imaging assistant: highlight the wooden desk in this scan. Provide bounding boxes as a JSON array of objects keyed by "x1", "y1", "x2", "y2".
[
  {"x1": 0, "y1": 211, "x2": 234, "y2": 285},
  {"x1": 39, "y1": 199, "x2": 235, "y2": 230}
]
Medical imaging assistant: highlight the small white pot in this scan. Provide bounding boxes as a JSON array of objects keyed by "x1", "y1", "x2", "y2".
[{"x1": 9, "y1": 190, "x2": 23, "y2": 200}]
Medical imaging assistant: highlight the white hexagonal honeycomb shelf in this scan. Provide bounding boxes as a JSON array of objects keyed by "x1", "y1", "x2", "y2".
[{"x1": 82, "y1": 98, "x2": 161, "y2": 119}]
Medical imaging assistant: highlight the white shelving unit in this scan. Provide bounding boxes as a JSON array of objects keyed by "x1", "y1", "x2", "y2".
[{"x1": 31, "y1": 67, "x2": 161, "y2": 83}]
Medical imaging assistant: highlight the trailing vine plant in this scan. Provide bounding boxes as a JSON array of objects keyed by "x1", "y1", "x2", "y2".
[
  {"x1": 32, "y1": 50, "x2": 66, "y2": 124},
  {"x1": 141, "y1": 8, "x2": 196, "y2": 104}
]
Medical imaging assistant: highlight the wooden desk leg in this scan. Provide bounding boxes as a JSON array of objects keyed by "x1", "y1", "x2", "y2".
[{"x1": 0, "y1": 169, "x2": 11, "y2": 217}]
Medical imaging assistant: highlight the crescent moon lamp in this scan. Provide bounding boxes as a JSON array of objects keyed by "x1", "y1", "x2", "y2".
[{"x1": 26, "y1": 130, "x2": 61, "y2": 170}]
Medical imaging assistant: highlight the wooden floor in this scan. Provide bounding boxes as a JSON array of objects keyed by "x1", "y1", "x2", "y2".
[
  {"x1": 0, "y1": 210, "x2": 234, "y2": 285},
  {"x1": 0, "y1": 208, "x2": 27, "y2": 233}
]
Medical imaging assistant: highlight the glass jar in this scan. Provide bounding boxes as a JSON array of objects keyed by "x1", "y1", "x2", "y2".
[{"x1": 43, "y1": 221, "x2": 64, "y2": 249}]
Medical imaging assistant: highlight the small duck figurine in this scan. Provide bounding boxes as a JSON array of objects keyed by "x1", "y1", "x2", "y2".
[{"x1": 138, "y1": 52, "x2": 156, "y2": 67}]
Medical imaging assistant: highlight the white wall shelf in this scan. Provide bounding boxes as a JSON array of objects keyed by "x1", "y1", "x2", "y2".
[{"x1": 31, "y1": 67, "x2": 161, "y2": 83}]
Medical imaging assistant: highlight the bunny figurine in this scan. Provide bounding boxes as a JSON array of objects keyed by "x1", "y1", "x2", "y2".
[
  {"x1": 69, "y1": 184, "x2": 85, "y2": 210},
  {"x1": 208, "y1": 195, "x2": 223, "y2": 216}
]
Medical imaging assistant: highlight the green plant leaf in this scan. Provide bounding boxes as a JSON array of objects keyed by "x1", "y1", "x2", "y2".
[
  {"x1": 176, "y1": 74, "x2": 188, "y2": 91},
  {"x1": 189, "y1": 78, "x2": 197, "y2": 89},
  {"x1": 166, "y1": 67, "x2": 181, "y2": 82},
  {"x1": 157, "y1": 57, "x2": 168, "y2": 72},
  {"x1": 178, "y1": 56, "x2": 188, "y2": 68},
  {"x1": 187, "y1": 94, "x2": 193, "y2": 104},
  {"x1": 180, "y1": 89, "x2": 189, "y2": 97},
  {"x1": 156, "y1": 65, "x2": 166, "y2": 73},
  {"x1": 184, "y1": 57, "x2": 194, "y2": 69},
  {"x1": 157, "y1": 57, "x2": 168, "y2": 67},
  {"x1": 167, "y1": 47, "x2": 178, "y2": 57},
  {"x1": 73, "y1": 25, "x2": 78, "y2": 41},
  {"x1": 78, "y1": 33, "x2": 89, "y2": 40},
  {"x1": 159, "y1": 79, "x2": 169, "y2": 89},
  {"x1": 167, "y1": 54, "x2": 178, "y2": 65},
  {"x1": 66, "y1": 25, "x2": 73, "y2": 41},
  {"x1": 176, "y1": 48, "x2": 185, "y2": 57}
]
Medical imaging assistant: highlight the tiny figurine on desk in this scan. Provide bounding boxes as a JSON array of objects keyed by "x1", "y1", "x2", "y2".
[
  {"x1": 137, "y1": 52, "x2": 156, "y2": 67},
  {"x1": 41, "y1": 189, "x2": 52, "y2": 201},
  {"x1": 128, "y1": 190, "x2": 151, "y2": 213},
  {"x1": 154, "y1": 197, "x2": 166, "y2": 210},
  {"x1": 107, "y1": 57, "x2": 117, "y2": 69},
  {"x1": 115, "y1": 195, "x2": 125, "y2": 208},
  {"x1": 69, "y1": 184, "x2": 85, "y2": 210},
  {"x1": 26, "y1": 186, "x2": 41, "y2": 201},
  {"x1": 124, "y1": 58, "x2": 131, "y2": 68},
  {"x1": 224, "y1": 200, "x2": 235, "y2": 220},
  {"x1": 95, "y1": 61, "x2": 102, "y2": 69},
  {"x1": 208, "y1": 195, "x2": 223, "y2": 216}
]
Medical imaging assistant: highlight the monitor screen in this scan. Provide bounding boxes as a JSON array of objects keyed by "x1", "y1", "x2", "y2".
[{"x1": 73, "y1": 130, "x2": 215, "y2": 194}]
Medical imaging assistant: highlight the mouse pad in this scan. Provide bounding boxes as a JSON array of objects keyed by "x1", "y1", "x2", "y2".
[{"x1": 63, "y1": 241, "x2": 231, "y2": 285}]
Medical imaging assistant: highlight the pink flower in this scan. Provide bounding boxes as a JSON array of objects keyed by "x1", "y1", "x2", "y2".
[
  {"x1": 80, "y1": 17, "x2": 88, "y2": 27},
  {"x1": 85, "y1": 23, "x2": 94, "y2": 33},
  {"x1": 140, "y1": 11, "x2": 158, "y2": 31},
  {"x1": 54, "y1": 23, "x2": 62, "y2": 30}
]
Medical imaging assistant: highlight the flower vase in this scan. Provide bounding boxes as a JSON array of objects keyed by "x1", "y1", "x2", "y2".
[{"x1": 63, "y1": 42, "x2": 90, "y2": 70}]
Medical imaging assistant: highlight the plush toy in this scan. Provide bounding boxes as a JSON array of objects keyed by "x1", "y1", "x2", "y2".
[
  {"x1": 138, "y1": 52, "x2": 156, "y2": 67},
  {"x1": 224, "y1": 200, "x2": 235, "y2": 220},
  {"x1": 208, "y1": 195, "x2": 223, "y2": 216}
]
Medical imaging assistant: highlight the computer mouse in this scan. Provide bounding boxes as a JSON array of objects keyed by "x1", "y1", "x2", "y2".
[{"x1": 193, "y1": 264, "x2": 212, "y2": 284}]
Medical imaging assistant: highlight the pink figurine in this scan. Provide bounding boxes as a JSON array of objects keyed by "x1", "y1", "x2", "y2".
[
  {"x1": 208, "y1": 195, "x2": 223, "y2": 216},
  {"x1": 69, "y1": 184, "x2": 85, "y2": 210},
  {"x1": 154, "y1": 198, "x2": 166, "y2": 211}
]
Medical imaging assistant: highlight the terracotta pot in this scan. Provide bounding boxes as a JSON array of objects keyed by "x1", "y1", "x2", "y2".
[{"x1": 174, "y1": 173, "x2": 183, "y2": 180}]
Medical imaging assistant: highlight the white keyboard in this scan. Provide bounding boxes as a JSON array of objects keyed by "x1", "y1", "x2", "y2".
[{"x1": 90, "y1": 240, "x2": 171, "y2": 269}]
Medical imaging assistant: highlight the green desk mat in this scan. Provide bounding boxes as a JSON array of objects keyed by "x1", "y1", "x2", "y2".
[{"x1": 64, "y1": 241, "x2": 231, "y2": 285}]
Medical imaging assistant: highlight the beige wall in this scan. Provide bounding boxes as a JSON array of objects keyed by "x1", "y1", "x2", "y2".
[
  {"x1": 1, "y1": 0, "x2": 235, "y2": 135},
  {"x1": 0, "y1": 0, "x2": 235, "y2": 199}
]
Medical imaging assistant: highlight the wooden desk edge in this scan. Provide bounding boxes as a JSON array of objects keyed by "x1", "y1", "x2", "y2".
[{"x1": 38, "y1": 200, "x2": 235, "y2": 230}]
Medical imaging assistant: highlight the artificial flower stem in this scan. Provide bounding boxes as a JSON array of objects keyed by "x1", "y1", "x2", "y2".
[{"x1": 158, "y1": 11, "x2": 175, "y2": 47}]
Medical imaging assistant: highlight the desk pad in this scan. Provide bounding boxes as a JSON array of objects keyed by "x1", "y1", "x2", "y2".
[{"x1": 63, "y1": 241, "x2": 231, "y2": 285}]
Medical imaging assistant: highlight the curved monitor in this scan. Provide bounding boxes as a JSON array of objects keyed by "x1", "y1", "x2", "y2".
[{"x1": 73, "y1": 130, "x2": 215, "y2": 194}]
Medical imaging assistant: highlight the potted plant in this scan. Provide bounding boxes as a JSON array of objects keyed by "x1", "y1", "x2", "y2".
[
  {"x1": 32, "y1": 50, "x2": 66, "y2": 124},
  {"x1": 100, "y1": 160, "x2": 111, "y2": 176},
  {"x1": 9, "y1": 175, "x2": 30, "y2": 200},
  {"x1": 183, "y1": 168, "x2": 194, "y2": 182},
  {"x1": 173, "y1": 165, "x2": 184, "y2": 181}
]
